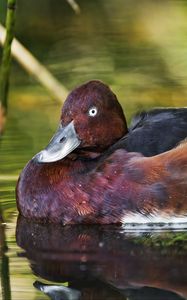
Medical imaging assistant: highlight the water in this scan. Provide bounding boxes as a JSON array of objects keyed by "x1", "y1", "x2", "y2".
[{"x1": 1, "y1": 0, "x2": 187, "y2": 299}]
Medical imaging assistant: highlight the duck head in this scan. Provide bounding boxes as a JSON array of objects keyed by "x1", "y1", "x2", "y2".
[{"x1": 35, "y1": 80, "x2": 127, "y2": 163}]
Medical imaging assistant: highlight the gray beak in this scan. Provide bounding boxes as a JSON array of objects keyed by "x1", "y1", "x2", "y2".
[{"x1": 34, "y1": 121, "x2": 81, "y2": 163}]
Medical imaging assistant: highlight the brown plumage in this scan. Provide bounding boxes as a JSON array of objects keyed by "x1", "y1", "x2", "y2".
[{"x1": 16, "y1": 80, "x2": 187, "y2": 224}]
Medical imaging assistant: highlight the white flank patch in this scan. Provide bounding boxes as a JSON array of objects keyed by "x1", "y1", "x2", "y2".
[{"x1": 121, "y1": 213, "x2": 187, "y2": 231}]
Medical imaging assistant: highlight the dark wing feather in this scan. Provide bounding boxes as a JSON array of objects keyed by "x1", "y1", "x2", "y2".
[{"x1": 113, "y1": 108, "x2": 187, "y2": 156}]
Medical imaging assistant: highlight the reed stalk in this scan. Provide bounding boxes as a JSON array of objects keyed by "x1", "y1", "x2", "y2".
[
  {"x1": 0, "y1": 207, "x2": 11, "y2": 300},
  {"x1": 66, "y1": 0, "x2": 81, "y2": 14},
  {"x1": 0, "y1": 24, "x2": 69, "y2": 106},
  {"x1": 0, "y1": 0, "x2": 16, "y2": 114}
]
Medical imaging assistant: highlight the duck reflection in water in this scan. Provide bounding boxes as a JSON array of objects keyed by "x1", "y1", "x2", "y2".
[{"x1": 16, "y1": 216, "x2": 187, "y2": 300}]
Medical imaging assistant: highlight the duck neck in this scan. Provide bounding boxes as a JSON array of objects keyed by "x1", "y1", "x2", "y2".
[{"x1": 53, "y1": 152, "x2": 101, "y2": 178}]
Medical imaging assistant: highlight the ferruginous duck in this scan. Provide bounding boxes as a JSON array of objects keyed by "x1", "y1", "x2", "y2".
[{"x1": 16, "y1": 80, "x2": 187, "y2": 224}]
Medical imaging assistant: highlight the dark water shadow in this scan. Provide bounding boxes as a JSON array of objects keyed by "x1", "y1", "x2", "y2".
[{"x1": 16, "y1": 216, "x2": 187, "y2": 300}]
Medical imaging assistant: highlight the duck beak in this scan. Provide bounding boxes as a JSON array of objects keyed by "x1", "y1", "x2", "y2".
[{"x1": 34, "y1": 121, "x2": 81, "y2": 163}]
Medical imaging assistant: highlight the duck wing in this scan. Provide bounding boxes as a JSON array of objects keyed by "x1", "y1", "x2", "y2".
[{"x1": 116, "y1": 108, "x2": 187, "y2": 156}]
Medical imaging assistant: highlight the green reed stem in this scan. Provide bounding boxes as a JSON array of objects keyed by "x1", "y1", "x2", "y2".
[
  {"x1": 1, "y1": 254, "x2": 11, "y2": 300},
  {"x1": 0, "y1": 0, "x2": 17, "y2": 112},
  {"x1": 0, "y1": 206, "x2": 11, "y2": 300}
]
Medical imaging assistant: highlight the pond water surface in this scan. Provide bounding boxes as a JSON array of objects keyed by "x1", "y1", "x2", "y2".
[{"x1": 1, "y1": 0, "x2": 187, "y2": 299}]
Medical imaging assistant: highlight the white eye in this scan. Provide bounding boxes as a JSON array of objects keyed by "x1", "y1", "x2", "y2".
[{"x1": 88, "y1": 107, "x2": 98, "y2": 117}]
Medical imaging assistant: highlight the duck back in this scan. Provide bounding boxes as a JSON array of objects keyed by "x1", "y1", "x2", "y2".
[{"x1": 122, "y1": 108, "x2": 187, "y2": 156}]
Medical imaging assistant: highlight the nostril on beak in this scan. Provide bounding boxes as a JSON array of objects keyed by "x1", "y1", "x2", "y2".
[{"x1": 60, "y1": 137, "x2": 66, "y2": 143}]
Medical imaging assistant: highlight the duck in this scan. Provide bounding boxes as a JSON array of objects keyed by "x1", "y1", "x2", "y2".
[{"x1": 16, "y1": 80, "x2": 187, "y2": 225}]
